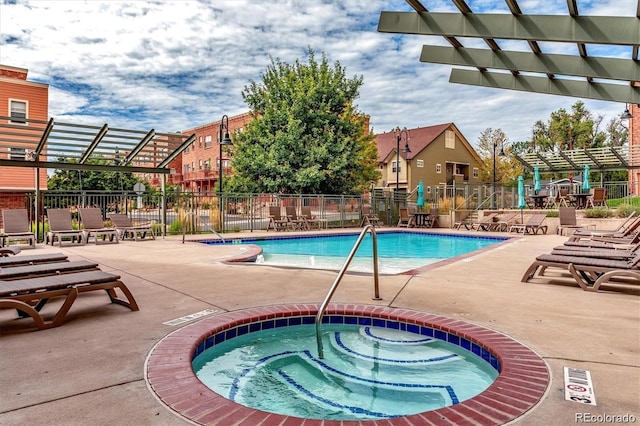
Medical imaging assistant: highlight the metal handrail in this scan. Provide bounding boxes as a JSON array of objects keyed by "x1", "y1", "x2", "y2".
[
  {"x1": 182, "y1": 211, "x2": 226, "y2": 243},
  {"x1": 315, "y1": 224, "x2": 380, "y2": 359}
]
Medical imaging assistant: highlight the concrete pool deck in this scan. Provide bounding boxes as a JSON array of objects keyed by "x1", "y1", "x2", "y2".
[{"x1": 0, "y1": 228, "x2": 638, "y2": 425}]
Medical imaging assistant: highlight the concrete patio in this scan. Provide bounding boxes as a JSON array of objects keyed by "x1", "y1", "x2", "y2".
[{"x1": 0, "y1": 228, "x2": 638, "y2": 425}]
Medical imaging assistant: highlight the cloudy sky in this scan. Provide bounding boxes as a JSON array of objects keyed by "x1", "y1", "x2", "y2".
[{"x1": 1, "y1": 0, "x2": 635, "y2": 147}]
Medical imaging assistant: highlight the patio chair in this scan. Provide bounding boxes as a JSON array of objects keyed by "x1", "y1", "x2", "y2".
[
  {"x1": 267, "y1": 206, "x2": 290, "y2": 231},
  {"x1": 1, "y1": 209, "x2": 36, "y2": 249},
  {"x1": 427, "y1": 207, "x2": 439, "y2": 228},
  {"x1": 300, "y1": 206, "x2": 324, "y2": 230},
  {"x1": 397, "y1": 208, "x2": 412, "y2": 228},
  {"x1": 462, "y1": 213, "x2": 498, "y2": 231},
  {"x1": 108, "y1": 213, "x2": 155, "y2": 241},
  {"x1": 585, "y1": 188, "x2": 607, "y2": 209},
  {"x1": 509, "y1": 214, "x2": 548, "y2": 235},
  {"x1": 522, "y1": 251, "x2": 640, "y2": 292},
  {"x1": 45, "y1": 208, "x2": 85, "y2": 247},
  {"x1": 360, "y1": 206, "x2": 381, "y2": 227},
  {"x1": 557, "y1": 207, "x2": 589, "y2": 236},
  {"x1": 0, "y1": 269, "x2": 139, "y2": 330},
  {"x1": 285, "y1": 206, "x2": 308, "y2": 230},
  {"x1": 79, "y1": 208, "x2": 118, "y2": 244},
  {"x1": 568, "y1": 213, "x2": 638, "y2": 240}
]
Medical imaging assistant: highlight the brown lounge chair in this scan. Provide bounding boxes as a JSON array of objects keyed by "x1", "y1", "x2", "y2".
[
  {"x1": 509, "y1": 214, "x2": 548, "y2": 235},
  {"x1": 0, "y1": 260, "x2": 99, "y2": 280},
  {"x1": 0, "y1": 269, "x2": 139, "y2": 330},
  {"x1": 1, "y1": 209, "x2": 36, "y2": 249},
  {"x1": 556, "y1": 207, "x2": 590, "y2": 236},
  {"x1": 267, "y1": 206, "x2": 290, "y2": 231},
  {"x1": 108, "y1": 213, "x2": 155, "y2": 241},
  {"x1": 79, "y1": 208, "x2": 118, "y2": 244},
  {"x1": 45, "y1": 208, "x2": 85, "y2": 247},
  {"x1": 1, "y1": 246, "x2": 21, "y2": 257},
  {"x1": 521, "y1": 252, "x2": 640, "y2": 292},
  {"x1": 360, "y1": 206, "x2": 381, "y2": 227},
  {"x1": 0, "y1": 252, "x2": 68, "y2": 267},
  {"x1": 568, "y1": 212, "x2": 638, "y2": 240},
  {"x1": 300, "y1": 206, "x2": 324, "y2": 230},
  {"x1": 285, "y1": 206, "x2": 308, "y2": 230}
]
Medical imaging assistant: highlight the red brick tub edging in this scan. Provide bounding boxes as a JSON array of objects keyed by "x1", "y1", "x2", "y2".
[{"x1": 145, "y1": 304, "x2": 549, "y2": 425}]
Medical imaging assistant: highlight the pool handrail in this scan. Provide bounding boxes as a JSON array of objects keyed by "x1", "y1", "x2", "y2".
[
  {"x1": 182, "y1": 211, "x2": 226, "y2": 243},
  {"x1": 315, "y1": 224, "x2": 380, "y2": 359}
]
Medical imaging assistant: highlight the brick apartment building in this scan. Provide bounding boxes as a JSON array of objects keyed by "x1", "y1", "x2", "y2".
[{"x1": 0, "y1": 64, "x2": 49, "y2": 220}]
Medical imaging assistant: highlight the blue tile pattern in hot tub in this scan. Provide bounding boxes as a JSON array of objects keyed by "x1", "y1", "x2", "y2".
[{"x1": 191, "y1": 314, "x2": 501, "y2": 372}]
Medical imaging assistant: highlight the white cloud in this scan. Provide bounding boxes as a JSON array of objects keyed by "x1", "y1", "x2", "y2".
[{"x1": 0, "y1": 0, "x2": 635, "y2": 147}]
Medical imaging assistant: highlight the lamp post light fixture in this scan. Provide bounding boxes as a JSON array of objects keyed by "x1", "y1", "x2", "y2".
[
  {"x1": 396, "y1": 127, "x2": 411, "y2": 206},
  {"x1": 218, "y1": 114, "x2": 233, "y2": 193},
  {"x1": 621, "y1": 103, "x2": 633, "y2": 120},
  {"x1": 493, "y1": 140, "x2": 505, "y2": 209}
]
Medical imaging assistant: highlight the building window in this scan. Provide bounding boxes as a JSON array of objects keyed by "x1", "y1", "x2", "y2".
[
  {"x1": 9, "y1": 147, "x2": 26, "y2": 160},
  {"x1": 392, "y1": 161, "x2": 400, "y2": 173},
  {"x1": 199, "y1": 159, "x2": 203, "y2": 170},
  {"x1": 199, "y1": 136, "x2": 203, "y2": 147},
  {"x1": 436, "y1": 163, "x2": 442, "y2": 173},
  {"x1": 205, "y1": 135, "x2": 212, "y2": 148},
  {"x1": 416, "y1": 159, "x2": 424, "y2": 168},
  {"x1": 9, "y1": 100, "x2": 27, "y2": 124},
  {"x1": 445, "y1": 130, "x2": 455, "y2": 149},
  {"x1": 473, "y1": 167, "x2": 479, "y2": 178}
]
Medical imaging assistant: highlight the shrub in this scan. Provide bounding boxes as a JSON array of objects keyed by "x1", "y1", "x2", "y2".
[
  {"x1": 614, "y1": 204, "x2": 640, "y2": 218},
  {"x1": 583, "y1": 207, "x2": 613, "y2": 218}
]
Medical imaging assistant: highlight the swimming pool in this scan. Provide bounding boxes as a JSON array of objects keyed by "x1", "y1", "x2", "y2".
[{"x1": 202, "y1": 231, "x2": 509, "y2": 274}]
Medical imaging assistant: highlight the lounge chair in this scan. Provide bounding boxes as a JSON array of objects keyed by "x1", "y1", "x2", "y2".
[
  {"x1": 522, "y1": 252, "x2": 640, "y2": 292},
  {"x1": 1, "y1": 246, "x2": 21, "y2": 257},
  {"x1": 0, "y1": 252, "x2": 68, "y2": 267},
  {"x1": 557, "y1": 207, "x2": 590, "y2": 236},
  {"x1": 267, "y1": 206, "x2": 290, "y2": 231},
  {"x1": 1, "y1": 209, "x2": 36, "y2": 249},
  {"x1": 79, "y1": 208, "x2": 119, "y2": 244},
  {"x1": 489, "y1": 212, "x2": 518, "y2": 232},
  {"x1": 360, "y1": 206, "x2": 381, "y2": 227},
  {"x1": 300, "y1": 206, "x2": 324, "y2": 230},
  {"x1": 568, "y1": 214, "x2": 640, "y2": 241},
  {"x1": 563, "y1": 232, "x2": 640, "y2": 249},
  {"x1": 285, "y1": 206, "x2": 308, "y2": 230},
  {"x1": 0, "y1": 260, "x2": 99, "y2": 280},
  {"x1": 459, "y1": 213, "x2": 498, "y2": 231},
  {"x1": 0, "y1": 269, "x2": 139, "y2": 330},
  {"x1": 397, "y1": 208, "x2": 413, "y2": 228},
  {"x1": 45, "y1": 208, "x2": 85, "y2": 247},
  {"x1": 509, "y1": 214, "x2": 548, "y2": 235},
  {"x1": 108, "y1": 213, "x2": 155, "y2": 241}
]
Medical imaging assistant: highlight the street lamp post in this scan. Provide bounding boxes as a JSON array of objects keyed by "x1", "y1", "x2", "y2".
[
  {"x1": 396, "y1": 128, "x2": 411, "y2": 211},
  {"x1": 493, "y1": 140, "x2": 505, "y2": 209},
  {"x1": 218, "y1": 115, "x2": 233, "y2": 230}
]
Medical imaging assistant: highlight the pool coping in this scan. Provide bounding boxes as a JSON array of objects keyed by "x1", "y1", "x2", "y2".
[{"x1": 145, "y1": 304, "x2": 549, "y2": 426}]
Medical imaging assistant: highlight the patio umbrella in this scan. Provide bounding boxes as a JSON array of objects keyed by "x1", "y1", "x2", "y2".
[
  {"x1": 533, "y1": 167, "x2": 541, "y2": 194},
  {"x1": 518, "y1": 175, "x2": 526, "y2": 222},
  {"x1": 582, "y1": 164, "x2": 591, "y2": 192},
  {"x1": 416, "y1": 180, "x2": 425, "y2": 211}
]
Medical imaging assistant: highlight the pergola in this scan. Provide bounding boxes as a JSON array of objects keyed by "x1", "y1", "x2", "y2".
[
  {"x1": 0, "y1": 115, "x2": 196, "y2": 234},
  {"x1": 378, "y1": 0, "x2": 640, "y2": 173}
]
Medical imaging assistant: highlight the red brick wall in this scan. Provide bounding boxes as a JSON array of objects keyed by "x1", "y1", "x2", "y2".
[{"x1": 0, "y1": 192, "x2": 31, "y2": 229}]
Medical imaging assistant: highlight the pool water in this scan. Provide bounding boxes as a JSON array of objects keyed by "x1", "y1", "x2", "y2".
[
  {"x1": 193, "y1": 323, "x2": 498, "y2": 420},
  {"x1": 206, "y1": 232, "x2": 506, "y2": 274}
]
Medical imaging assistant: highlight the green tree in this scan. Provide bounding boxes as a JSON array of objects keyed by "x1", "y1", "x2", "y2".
[
  {"x1": 475, "y1": 128, "x2": 522, "y2": 185},
  {"x1": 47, "y1": 158, "x2": 143, "y2": 191},
  {"x1": 227, "y1": 49, "x2": 379, "y2": 194}
]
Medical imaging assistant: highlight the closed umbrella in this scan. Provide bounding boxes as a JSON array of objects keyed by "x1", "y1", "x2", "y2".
[
  {"x1": 582, "y1": 164, "x2": 591, "y2": 192},
  {"x1": 416, "y1": 181, "x2": 425, "y2": 211},
  {"x1": 534, "y1": 167, "x2": 541, "y2": 194},
  {"x1": 518, "y1": 175, "x2": 526, "y2": 223}
]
